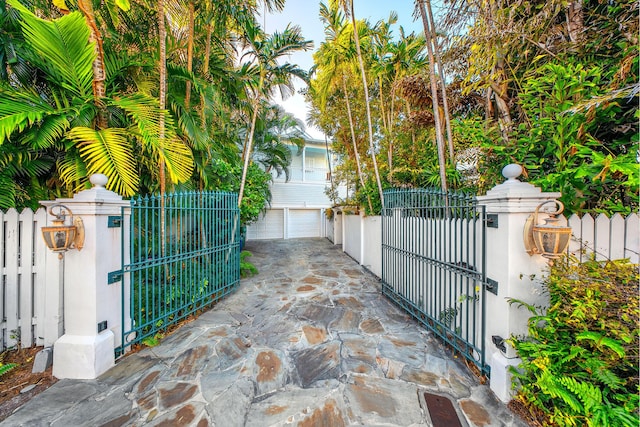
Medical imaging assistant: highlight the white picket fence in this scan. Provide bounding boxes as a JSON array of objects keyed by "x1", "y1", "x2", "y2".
[
  {"x1": 336, "y1": 212, "x2": 640, "y2": 277},
  {"x1": 568, "y1": 213, "x2": 640, "y2": 263},
  {"x1": 1, "y1": 208, "x2": 63, "y2": 352}
]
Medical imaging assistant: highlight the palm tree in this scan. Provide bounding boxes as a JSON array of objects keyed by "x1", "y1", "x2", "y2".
[
  {"x1": 236, "y1": 20, "x2": 312, "y2": 207},
  {"x1": 422, "y1": 0, "x2": 454, "y2": 161},
  {"x1": 372, "y1": 23, "x2": 427, "y2": 176},
  {"x1": 333, "y1": 0, "x2": 384, "y2": 208},
  {"x1": 0, "y1": 1, "x2": 192, "y2": 199},
  {"x1": 416, "y1": 0, "x2": 448, "y2": 192},
  {"x1": 315, "y1": 2, "x2": 373, "y2": 212},
  {"x1": 250, "y1": 104, "x2": 305, "y2": 181}
]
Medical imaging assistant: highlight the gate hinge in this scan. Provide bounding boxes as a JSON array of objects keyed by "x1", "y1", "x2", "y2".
[
  {"x1": 485, "y1": 214, "x2": 498, "y2": 228},
  {"x1": 108, "y1": 215, "x2": 122, "y2": 228},
  {"x1": 485, "y1": 278, "x2": 498, "y2": 295},
  {"x1": 108, "y1": 270, "x2": 122, "y2": 284}
]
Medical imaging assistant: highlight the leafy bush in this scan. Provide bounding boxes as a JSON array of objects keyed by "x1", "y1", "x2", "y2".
[
  {"x1": 508, "y1": 257, "x2": 639, "y2": 426},
  {"x1": 486, "y1": 61, "x2": 638, "y2": 216},
  {"x1": 240, "y1": 251, "x2": 258, "y2": 278},
  {"x1": 239, "y1": 164, "x2": 272, "y2": 225}
]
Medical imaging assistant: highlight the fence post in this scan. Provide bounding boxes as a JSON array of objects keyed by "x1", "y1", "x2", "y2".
[
  {"x1": 476, "y1": 164, "x2": 562, "y2": 402},
  {"x1": 41, "y1": 175, "x2": 129, "y2": 379}
]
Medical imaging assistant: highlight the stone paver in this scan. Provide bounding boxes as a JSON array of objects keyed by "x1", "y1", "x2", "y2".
[{"x1": 1, "y1": 238, "x2": 526, "y2": 426}]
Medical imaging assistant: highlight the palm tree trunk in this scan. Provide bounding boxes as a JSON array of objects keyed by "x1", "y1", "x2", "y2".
[
  {"x1": 77, "y1": 0, "x2": 108, "y2": 129},
  {"x1": 418, "y1": 0, "x2": 448, "y2": 193},
  {"x1": 348, "y1": 1, "x2": 385, "y2": 208},
  {"x1": 378, "y1": 76, "x2": 393, "y2": 176},
  {"x1": 200, "y1": 23, "x2": 213, "y2": 128},
  {"x1": 238, "y1": 98, "x2": 260, "y2": 207},
  {"x1": 489, "y1": 69, "x2": 513, "y2": 142},
  {"x1": 343, "y1": 76, "x2": 373, "y2": 213},
  {"x1": 389, "y1": 81, "x2": 399, "y2": 177},
  {"x1": 185, "y1": 1, "x2": 195, "y2": 109},
  {"x1": 378, "y1": 76, "x2": 388, "y2": 133},
  {"x1": 158, "y1": 0, "x2": 167, "y2": 256},
  {"x1": 425, "y1": 0, "x2": 454, "y2": 161}
]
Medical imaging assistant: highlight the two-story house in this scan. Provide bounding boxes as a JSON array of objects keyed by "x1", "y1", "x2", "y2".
[{"x1": 246, "y1": 135, "x2": 342, "y2": 240}]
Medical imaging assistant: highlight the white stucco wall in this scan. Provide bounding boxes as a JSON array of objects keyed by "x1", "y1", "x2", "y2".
[
  {"x1": 343, "y1": 214, "x2": 362, "y2": 263},
  {"x1": 361, "y1": 216, "x2": 382, "y2": 277}
]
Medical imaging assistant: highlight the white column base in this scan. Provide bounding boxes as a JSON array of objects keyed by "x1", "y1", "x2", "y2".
[
  {"x1": 489, "y1": 351, "x2": 522, "y2": 403},
  {"x1": 53, "y1": 331, "x2": 115, "y2": 379}
]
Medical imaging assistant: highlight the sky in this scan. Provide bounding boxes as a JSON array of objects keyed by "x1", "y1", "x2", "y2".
[{"x1": 261, "y1": 1, "x2": 426, "y2": 140}]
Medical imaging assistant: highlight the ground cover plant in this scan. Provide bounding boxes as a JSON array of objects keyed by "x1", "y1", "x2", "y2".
[{"x1": 508, "y1": 257, "x2": 639, "y2": 427}]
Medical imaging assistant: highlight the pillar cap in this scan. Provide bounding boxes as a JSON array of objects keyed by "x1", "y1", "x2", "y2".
[
  {"x1": 89, "y1": 174, "x2": 109, "y2": 188},
  {"x1": 477, "y1": 164, "x2": 561, "y2": 212},
  {"x1": 502, "y1": 164, "x2": 522, "y2": 181},
  {"x1": 41, "y1": 174, "x2": 127, "y2": 214}
]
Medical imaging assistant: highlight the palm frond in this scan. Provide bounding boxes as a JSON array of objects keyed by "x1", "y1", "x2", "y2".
[
  {"x1": 113, "y1": 93, "x2": 193, "y2": 184},
  {"x1": 57, "y1": 152, "x2": 88, "y2": 194},
  {"x1": 0, "y1": 144, "x2": 54, "y2": 177},
  {"x1": 9, "y1": 0, "x2": 94, "y2": 98},
  {"x1": 159, "y1": 135, "x2": 194, "y2": 184},
  {"x1": 172, "y1": 101, "x2": 207, "y2": 150},
  {"x1": 0, "y1": 89, "x2": 56, "y2": 144},
  {"x1": 68, "y1": 126, "x2": 138, "y2": 196},
  {"x1": 24, "y1": 114, "x2": 71, "y2": 149},
  {"x1": 0, "y1": 173, "x2": 18, "y2": 210}
]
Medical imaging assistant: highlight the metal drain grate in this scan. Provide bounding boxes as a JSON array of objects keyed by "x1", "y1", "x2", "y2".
[{"x1": 423, "y1": 392, "x2": 463, "y2": 427}]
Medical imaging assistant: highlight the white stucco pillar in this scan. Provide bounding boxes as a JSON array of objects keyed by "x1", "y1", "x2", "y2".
[
  {"x1": 42, "y1": 175, "x2": 129, "y2": 379},
  {"x1": 334, "y1": 211, "x2": 343, "y2": 245},
  {"x1": 477, "y1": 164, "x2": 562, "y2": 402}
]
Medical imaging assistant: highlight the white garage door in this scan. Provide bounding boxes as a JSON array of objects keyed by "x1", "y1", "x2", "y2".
[
  {"x1": 246, "y1": 209, "x2": 284, "y2": 240},
  {"x1": 289, "y1": 209, "x2": 321, "y2": 238}
]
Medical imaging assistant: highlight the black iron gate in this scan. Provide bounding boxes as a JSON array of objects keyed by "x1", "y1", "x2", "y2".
[
  {"x1": 381, "y1": 188, "x2": 489, "y2": 376},
  {"x1": 116, "y1": 191, "x2": 240, "y2": 357}
]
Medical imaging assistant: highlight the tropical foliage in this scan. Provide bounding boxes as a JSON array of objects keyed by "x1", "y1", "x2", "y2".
[
  {"x1": 309, "y1": 0, "x2": 638, "y2": 215},
  {"x1": 508, "y1": 257, "x2": 639, "y2": 426},
  {"x1": 0, "y1": 0, "x2": 311, "y2": 223}
]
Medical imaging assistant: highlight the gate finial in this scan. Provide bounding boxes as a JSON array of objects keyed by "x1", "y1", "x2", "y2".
[
  {"x1": 90, "y1": 174, "x2": 109, "y2": 188},
  {"x1": 501, "y1": 164, "x2": 522, "y2": 182}
]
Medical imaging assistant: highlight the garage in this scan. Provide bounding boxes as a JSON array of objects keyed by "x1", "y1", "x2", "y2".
[{"x1": 246, "y1": 208, "x2": 325, "y2": 240}]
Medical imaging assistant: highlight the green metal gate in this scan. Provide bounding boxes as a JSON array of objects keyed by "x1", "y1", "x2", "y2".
[
  {"x1": 116, "y1": 191, "x2": 240, "y2": 357},
  {"x1": 381, "y1": 188, "x2": 489, "y2": 376}
]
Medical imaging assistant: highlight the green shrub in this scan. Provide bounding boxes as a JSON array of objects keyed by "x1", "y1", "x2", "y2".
[
  {"x1": 0, "y1": 362, "x2": 17, "y2": 378},
  {"x1": 508, "y1": 257, "x2": 639, "y2": 427},
  {"x1": 240, "y1": 251, "x2": 258, "y2": 278}
]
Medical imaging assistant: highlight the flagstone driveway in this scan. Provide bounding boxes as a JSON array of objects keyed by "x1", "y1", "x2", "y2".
[{"x1": 1, "y1": 238, "x2": 525, "y2": 426}]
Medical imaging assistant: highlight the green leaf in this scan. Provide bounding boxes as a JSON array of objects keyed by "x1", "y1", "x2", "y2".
[
  {"x1": 0, "y1": 363, "x2": 17, "y2": 377},
  {"x1": 8, "y1": 0, "x2": 94, "y2": 99},
  {"x1": 112, "y1": 94, "x2": 194, "y2": 184},
  {"x1": 115, "y1": 0, "x2": 130, "y2": 11},
  {"x1": 576, "y1": 331, "x2": 626, "y2": 358},
  {"x1": 0, "y1": 90, "x2": 56, "y2": 145},
  {"x1": 67, "y1": 126, "x2": 138, "y2": 196}
]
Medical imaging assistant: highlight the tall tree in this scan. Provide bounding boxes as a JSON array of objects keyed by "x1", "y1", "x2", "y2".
[
  {"x1": 236, "y1": 21, "x2": 312, "y2": 207},
  {"x1": 0, "y1": 1, "x2": 192, "y2": 201},
  {"x1": 334, "y1": 0, "x2": 385, "y2": 207},
  {"x1": 417, "y1": 0, "x2": 448, "y2": 192},
  {"x1": 371, "y1": 23, "x2": 427, "y2": 176},
  {"x1": 315, "y1": 2, "x2": 373, "y2": 212},
  {"x1": 423, "y1": 0, "x2": 454, "y2": 161}
]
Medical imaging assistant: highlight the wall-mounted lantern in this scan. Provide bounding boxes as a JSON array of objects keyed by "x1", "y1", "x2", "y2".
[
  {"x1": 523, "y1": 200, "x2": 571, "y2": 260},
  {"x1": 41, "y1": 204, "x2": 84, "y2": 259}
]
